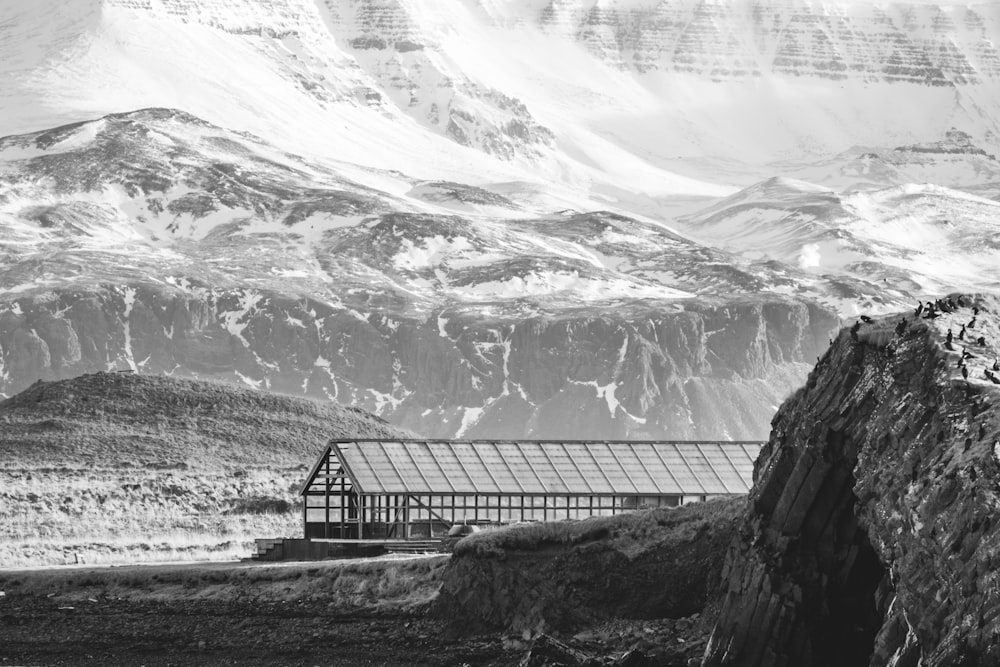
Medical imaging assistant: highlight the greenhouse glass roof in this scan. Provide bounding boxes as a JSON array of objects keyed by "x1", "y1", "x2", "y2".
[{"x1": 320, "y1": 439, "x2": 763, "y2": 496}]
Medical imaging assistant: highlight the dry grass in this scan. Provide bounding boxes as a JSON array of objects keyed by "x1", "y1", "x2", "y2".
[
  {"x1": 0, "y1": 467, "x2": 305, "y2": 567},
  {"x1": 0, "y1": 372, "x2": 407, "y2": 567},
  {"x1": 453, "y1": 497, "x2": 745, "y2": 559}
]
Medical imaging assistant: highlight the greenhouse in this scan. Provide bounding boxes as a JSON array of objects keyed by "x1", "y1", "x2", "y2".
[{"x1": 300, "y1": 438, "x2": 764, "y2": 540}]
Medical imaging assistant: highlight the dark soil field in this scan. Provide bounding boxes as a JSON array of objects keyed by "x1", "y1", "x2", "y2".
[
  {"x1": 1, "y1": 598, "x2": 509, "y2": 666},
  {"x1": 0, "y1": 551, "x2": 716, "y2": 666},
  {"x1": 0, "y1": 557, "x2": 519, "y2": 667}
]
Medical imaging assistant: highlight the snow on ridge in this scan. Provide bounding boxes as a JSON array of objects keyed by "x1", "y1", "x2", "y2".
[
  {"x1": 393, "y1": 234, "x2": 474, "y2": 270},
  {"x1": 120, "y1": 286, "x2": 138, "y2": 372},
  {"x1": 450, "y1": 269, "x2": 694, "y2": 302},
  {"x1": 455, "y1": 406, "x2": 484, "y2": 438}
]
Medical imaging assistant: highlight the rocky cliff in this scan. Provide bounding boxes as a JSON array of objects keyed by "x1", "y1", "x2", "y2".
[
  {"x1": 0, "y1": 284, "x2": 836, "y2": 439},
  {"x1": 436, "y1": 497, "x2": 742, "y2": 639},
  {"x1": 704, "y1": 294, "x2": 1000, "y2": 666}
]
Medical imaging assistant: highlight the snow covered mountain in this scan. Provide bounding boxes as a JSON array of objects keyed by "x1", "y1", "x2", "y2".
[
  {"x1": 0, "y1": 109, "x2": 840, "y2": 439},
  {"x1": 2, "y1": 0, "x2": 1000, "y2": 438},
  {"x1": 677, "y1": 176, "x2": 1000, "y2": 297},
  {"x1": 4, "y1": 1, "x2": 1000, "y2": 191}
]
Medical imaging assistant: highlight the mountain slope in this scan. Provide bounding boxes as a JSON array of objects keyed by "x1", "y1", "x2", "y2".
[
  {"x1": 0, "y1": 371, "x2": 402, "y2": 468},
  {"x1": 678, "y1": 177, "x2": 1000, "y2": 299},
  {"x1": 0, "y1": 109, "x2": 848, "y2": 440},
  {"x1": 4, "y1": 1, "x2": 1000, "y2": 440},
  {"x1": 2, "y1": 0, "x2": 999, "y2": 198}
]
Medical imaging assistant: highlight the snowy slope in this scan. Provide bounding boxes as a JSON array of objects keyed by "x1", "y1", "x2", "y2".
[
  {"x1": 3, "y1": 0, "x2": 1000, "y2": 207},
  {"x1": 0, "y1": 109, "x2": 864, "y2": 314},
  {"x1": 678, "y1": 177, "x2": 1000, "y2": 303}
]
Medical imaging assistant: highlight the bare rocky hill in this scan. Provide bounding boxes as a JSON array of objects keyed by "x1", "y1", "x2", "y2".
[{"x1": 704, "y1": 294, "x2": 1000, "y2": 666}]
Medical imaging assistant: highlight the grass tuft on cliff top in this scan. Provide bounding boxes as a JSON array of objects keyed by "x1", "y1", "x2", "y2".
[{"x1": 453, "y1": 496, "x2": 744, "y2": 559}]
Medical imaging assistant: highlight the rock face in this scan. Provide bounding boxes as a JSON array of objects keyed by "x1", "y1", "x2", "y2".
[
  {"x1": 435, "y1": 498, "x2": 743, "y2": 636},
  {"x1": 0, "y1": 285, "x2": 836, "y2": 439},
  {"x1": 704, "y1": 295, "x2": 1000, "y2": 666}
]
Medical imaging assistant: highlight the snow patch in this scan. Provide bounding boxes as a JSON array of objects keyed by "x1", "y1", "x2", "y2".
[
  {"x1": 120, "y1": 286, "x2": 138, "y2": 372},
  {"x1": 798, "y1": 243, "x2": 821, "y2": 268},
  {"x1": 456, "y1": 406, "x2": 484, "y2": 437},
  {"x1": 234, "y1": 370, "x2": 262, "y2": 389}
]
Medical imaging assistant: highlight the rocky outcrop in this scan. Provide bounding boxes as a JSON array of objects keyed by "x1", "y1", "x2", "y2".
[
  {"x1": 704, "y1": 295, "x2": 1000, "y2": 666},
  {"x1": 0, "y1": 286, "x2": 837, "y2": 439},
  {"x1": 435, "y1": 498, "x2": 743, "y2": 636}
]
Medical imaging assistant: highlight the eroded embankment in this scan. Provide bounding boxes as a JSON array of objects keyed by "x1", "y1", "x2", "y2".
[
  {"x1": 435, "y1": 497, "x2": 743, "y2": 637},
  {"x1": 705, "y1": 295, "x2": 1000, "y2": 666},
  {"x1": 0, "y1": 555, "x2": 448, "y2": 612},
  {"x1": 0, "y1": 556, "x2": 522, "y2": 667}
]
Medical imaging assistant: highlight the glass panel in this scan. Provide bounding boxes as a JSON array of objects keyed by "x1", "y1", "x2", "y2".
[
  {"x1": 640, "y1": 444, "x2": 682, "y2": 495},
  {"x1": 677, "y1": 444, "x2": 724, "y2": 493},
  {"x1": 617, "y1": 445, "x2": 661, "y2": 494},
  {"x1": 542, "y1": 444, "x2": 589, "y2": 492},
  {"x1": 497, "y1": 443, "x2": 546, "y2": 493},
  {"x1": 656, "y1": 448, "x2": 701, "y2": 493},
  {"x1": 453, "y1": 443, "x2": 500, "y2": 494},
  {"x1": 472, "y1": 446, "x2": 512, "y2": 488},
  {"x1": 589, "y1": 443, "x2": 634, "y2": 493},
  {"x1": 562, "y1": 444, "x2": 614, "y2": 493}
]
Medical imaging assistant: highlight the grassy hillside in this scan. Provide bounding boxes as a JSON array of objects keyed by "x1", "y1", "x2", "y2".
[
  {"x1": 0, "y1": 372, "x2": 407, "y2": 566},
  {"x1": 0, "y1": 371, "x2": 403, "y2": 469}
]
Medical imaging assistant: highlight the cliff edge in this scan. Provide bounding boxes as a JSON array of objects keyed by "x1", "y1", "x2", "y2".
[{"x1": 704, "y1": 295, "x2": 1000, "y2": 666}]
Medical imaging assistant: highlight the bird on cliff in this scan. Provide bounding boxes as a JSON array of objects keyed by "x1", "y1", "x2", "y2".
[
  {"x1": 947, "y1": 297, "x2": 958, "y2": 311},
  {"x1": 947, "y1": 328, "x2": 954, "y2": 343},
  {"x1": 958, "y1": 357, "x2": 966, "y2": 369},
  {"x1": 915, "y1": 302, "x2": 924, "y2": 317},
  {"x1": 938, "y1": 299, "x2": 953, "y2": 313},
  {"x1": 923, "y1": 310, "x2": 940, "y2": 320},
  {"x1": 945, "y1": 340, "x2": 956, "y2": 351},
  {"x1": 974, "y1": 306, "x2": 980, "y2": 316},
  {"x1": 963, "y1": 366, "x2": 970, "y2": 379},
  {"x1": 987, "y1": 370, "x2": 1000, "y2": 385},
  {"x1": 963, "y1": 348, "x2": 976, "y2": 359},
  {"x1": 969, "y1": 317, "x2": 977, "y2": 328},
  {"x1": 959, "y1": 325, "x2": 966, "y2": 340},
  {"x1": 860, "y1": 315, "x2": 873, "y2": 323},
  {"x1": 993, "y1": 359, "x2": 999, "y2": 372},
  {"x1": 978, "y1": 336, "x2": 987, "y2": 346}
]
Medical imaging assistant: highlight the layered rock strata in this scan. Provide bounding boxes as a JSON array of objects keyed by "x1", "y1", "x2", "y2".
[
  {"x1": 0, "y1": 286, "x2": 836, "y2": 439},
  {"x1": 704, "y1": 295, "x2": 1000, "y2": 666}
]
